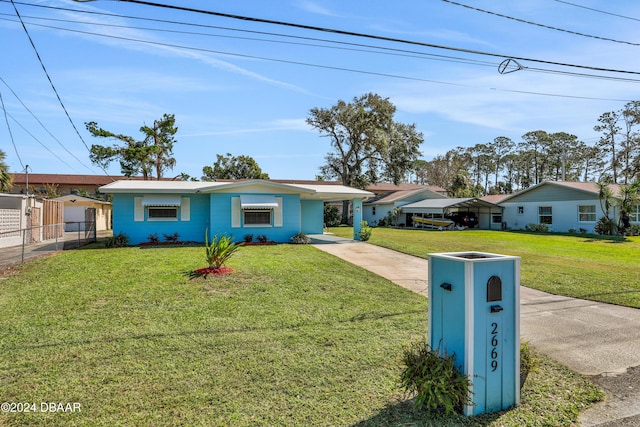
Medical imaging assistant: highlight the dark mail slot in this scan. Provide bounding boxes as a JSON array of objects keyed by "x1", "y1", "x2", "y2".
[{"x1": 487, "y1": 276, "x2": 502, "y2": 302}]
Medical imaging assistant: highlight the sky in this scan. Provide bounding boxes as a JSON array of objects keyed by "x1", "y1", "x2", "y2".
[{"x1": 2, "y1": 0, "x2": 640, "y2": 181}]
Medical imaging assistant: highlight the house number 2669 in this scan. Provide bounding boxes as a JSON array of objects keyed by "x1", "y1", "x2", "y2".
[{"x1": 490, "y1": 322, "x2": 499, "y2": 372}]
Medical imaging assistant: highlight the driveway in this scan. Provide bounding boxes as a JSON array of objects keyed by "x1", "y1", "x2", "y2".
[{"x1": 311, "y1": 236, "x2": 640, "y2": 426}]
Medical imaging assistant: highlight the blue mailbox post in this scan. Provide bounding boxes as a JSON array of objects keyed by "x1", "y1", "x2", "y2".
[{"x1": 428, "y1": 251, "x2": 520, "y2": 416}]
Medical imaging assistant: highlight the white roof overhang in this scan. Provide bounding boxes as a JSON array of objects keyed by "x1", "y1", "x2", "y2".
[{"x1": 141, "y1": 196, "x2": 182, "y2": 207}]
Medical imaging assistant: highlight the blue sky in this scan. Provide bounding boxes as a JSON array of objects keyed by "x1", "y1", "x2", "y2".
[{"x1": 2, "y1": 0, "x2": 640, "y2": 181}]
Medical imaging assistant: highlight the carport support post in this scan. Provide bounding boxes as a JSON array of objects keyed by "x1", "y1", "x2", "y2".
[{"x1": 353, "y1": 199, "x2": 363, "y2": 240}]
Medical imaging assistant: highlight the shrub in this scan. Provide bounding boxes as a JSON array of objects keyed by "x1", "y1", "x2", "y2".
[
  {"x1": 568, "y1": 228, "x2": 576, "y2": 234},
  {"x1": 358, "y1": 221, "x2": 372, "y2": 241},
  {"x1": 399, "y1": 339, "x2": 471, "y2": 414},
  {"x1": 324, "y1": 204, "x2": 341, "y2": 227},
  {"x1": 628, "y1": 224, "x2": 640, "y2": 236},
  {"x1": 525, "y1": 223, "x2": 548, "y2": 232},
  {"x1": 243, "y1": 233, "x2": 254, "y2": 243},
  {"x1": 594, "y1": 217, "x2": 616, "y2": 235},
  {"x1": 105, "y1": 232, "x2": 129, "y2": 248},
  {"x1": 256, "y1": 234, "x2": 268, "y2": 243},
  {"x1": 147, "y1": 233, "x2": 159, "y2": 243},
  {"x1": 163, "y1": 232, "x2": 179, "y2": 242},
  {"x1": 579, "y1": 228, "x2": 587, "y2": 234},
  {"x1": 290, "y1": 232, "x2": 310, "y2": 244},
  {"x1": 204, "y1": 231, "x2": 242, "y2": 269}
]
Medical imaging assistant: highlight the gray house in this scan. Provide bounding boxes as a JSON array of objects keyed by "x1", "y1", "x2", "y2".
[{"x1": 499, "y1": 181, "x2": 638, "y2": 233}]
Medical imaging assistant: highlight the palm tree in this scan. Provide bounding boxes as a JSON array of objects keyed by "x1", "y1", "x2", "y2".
[
  {"x1": 0, "y1": 149, "x2": 12, "y2": 192},
  {"x1": 618, "y1": 181, "x2": 640, "y2": 231}
]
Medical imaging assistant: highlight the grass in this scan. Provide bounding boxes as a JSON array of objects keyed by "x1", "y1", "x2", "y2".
[
  {"x1": 0, "y1": 242, "x2": 602, "y2": 426},
  {"x1": 332, "y1": 227, "x2": 640, "y2": 308}
]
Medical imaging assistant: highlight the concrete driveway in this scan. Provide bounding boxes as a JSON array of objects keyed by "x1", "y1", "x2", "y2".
[{"x1": 311, "y1": 236, "x2": 640, "y2": 426}]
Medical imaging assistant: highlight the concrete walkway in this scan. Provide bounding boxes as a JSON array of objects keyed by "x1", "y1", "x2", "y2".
[{"x1": 311, "y1": 235, "x2": 640, "y2": 426}]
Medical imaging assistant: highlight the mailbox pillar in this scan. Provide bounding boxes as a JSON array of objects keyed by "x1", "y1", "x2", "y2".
[{"x1": 428, "y1": 252, "x2": 520, "y2": 416}]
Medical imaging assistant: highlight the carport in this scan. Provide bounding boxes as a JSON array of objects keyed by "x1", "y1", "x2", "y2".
[{"x1": 400, "y1": 197, "x2": 504, "y2": 230}]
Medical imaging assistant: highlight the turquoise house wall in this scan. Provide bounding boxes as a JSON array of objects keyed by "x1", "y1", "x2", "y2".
[
  {"x1": 301, "y1": 200, "x2": 324, "y2": 234},
  {"x1": 209, "y1": 193, "x2": 303, "y2": 242},
  {"x1": 112, "y1": 193, "x2": 210, "y2": 244}
]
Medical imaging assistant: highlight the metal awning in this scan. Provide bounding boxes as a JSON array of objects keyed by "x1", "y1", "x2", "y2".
[
  {"x1": 400, "y1": 198, "x2": 501, "y2": 214},
  {"x1": 141, "y1": 196, "x2": 182, "y2": 207},
  {"x1": 240, "y1": 195, "x2": 278, "y2": 209}
]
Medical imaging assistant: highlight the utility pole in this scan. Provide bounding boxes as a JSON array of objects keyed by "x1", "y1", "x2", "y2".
[{"x1": 24, "y1": 164, "x2": 29, "y2": 195}]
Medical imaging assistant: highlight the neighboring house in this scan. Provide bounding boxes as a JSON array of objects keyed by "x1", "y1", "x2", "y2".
[
  {"x1": 363, "y1": 188, "x2": 449, "y2": 226},
  {"x1": 366, "y1": 182, "x2": 448, "y2": 197},
  {"x1": 0, "y1": 194, "x2": 64, "y2": 248},
  {"x1": 53, "y1": 195, "x2": 112, "y2": 232},
  {"x1": 99, "y1": 179, "x2": 372, "y2": 244},
  {"x1": 400, "y1": 197, "x2": 504, "y2": 230},
  {"x1": 10, "y1": 173, "x2": 158, "y2": 198},
  {"x1": 499, "y1": 181, "x2": 638, "y2": 233}
]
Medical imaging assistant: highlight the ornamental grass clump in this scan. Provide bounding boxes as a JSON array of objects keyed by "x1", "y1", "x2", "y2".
[
  {"x1": 205, "y1": 231, "x2": 242, "y2": 269},
  {"x1": 399, "y1": 339, "x2": 472, "y2": 415}
]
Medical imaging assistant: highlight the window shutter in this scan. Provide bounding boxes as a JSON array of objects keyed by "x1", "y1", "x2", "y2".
[
  {"x1": 134, "y1": 197, "x2": 144, "y2": 222},
  {"x1": 180, "y1": 197, "x2": 190, "y2": 221},
  {"x1": 274, "y1": 197, "x2": 283, "y2": 227},
  {"x1": 231, "y1": 197, "x2": 241, "y2": 228}
]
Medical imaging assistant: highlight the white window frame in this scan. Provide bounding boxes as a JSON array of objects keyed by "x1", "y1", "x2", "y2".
[
  {"x1": 630, "y1": 205, "x2": 640, "y2": 222},
  {"x1": 538, "y1": 206, "x2": 552, "y2": 224},
  {"x1": 578, "y1": 205, "x2": 596, "y2": 222},
  {"x1": 243, "y1": 209, "x2": 272, "y2": 227},
  {"x1": 147, "y1": 207, "x2": 178, "y2": 222}
]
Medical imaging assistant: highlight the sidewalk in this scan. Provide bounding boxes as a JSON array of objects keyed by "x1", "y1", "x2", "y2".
[{"x1": 311, "y1": 236, "x2": 640, "y2": 426}]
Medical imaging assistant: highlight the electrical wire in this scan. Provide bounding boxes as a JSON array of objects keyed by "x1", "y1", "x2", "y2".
[
  {"x1": 1, "y1": 108, "x2": 80, "y2": 172},
  {"x1": 0, "y1": 90, "x2": 24, "y2": 170},
  {"x1": 8, "y1": 0, "x2": 105, "y2": 175},
  {"x1": 553, "y1": 0, "x2": 640, "y2": 23},
  {"x1": 442, "y1": 0, "x2": 640, "y2": 47},
  {"x1": 0, "y1": 76, "x2": 96, "y2": 172},
  {"x1": 5, "y1": 17, "x2": 634, "y2": 102},
  {"x1": 6, "y1": 0, "x2": 640, "y2": 77}
]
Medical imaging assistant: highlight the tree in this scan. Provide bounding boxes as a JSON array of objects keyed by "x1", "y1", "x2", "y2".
[
  {"x1": 86, "y1": 113, "x2": 178, "y2": 180},
  {"x1": 594, "y1": 111, "x2": 621, "y2": 184},
  {"x1": 202, "y1": 153, "x2": 269, "y2": 181},
  {"x1": 0, "y1": 149, "x2": 12, "y2": 192},
  {"x1": 307, "y1": 93, "x2": 422, "y2": 222}
]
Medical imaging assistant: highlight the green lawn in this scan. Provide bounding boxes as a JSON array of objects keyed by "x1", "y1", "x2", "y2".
[
  {"x1": 0, "y1": 243, "x2": 601, "y2": 426},
  {"x1": 332, "y1": 227, "x2": 640, "y2": 308}
]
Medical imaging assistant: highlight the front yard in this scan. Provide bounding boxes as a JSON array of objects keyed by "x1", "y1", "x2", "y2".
[
  {"x1": 332, "y1": 227, "x2": 640, "y2": 308},
  {"x1": 0, "y1": 242, "x2": 601, "y2": 426}
]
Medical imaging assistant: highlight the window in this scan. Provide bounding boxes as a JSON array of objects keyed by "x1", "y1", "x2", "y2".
[
  {"x1": 630, "y1": 205, "x2": 640, "y2": 222},
  {"x1": 244, "y1": 210, "x2": 271, "y2": 226},
  {"x1": 492, "y1": 214, "x2": 502, "y2": 224},
  {"x1": 517, "y1": 206, "x2": 524, "y2": 215},
  {"x1": 538, "y1": 206, "x2": 552, "y2": 224},
  {"x1": 372, "y1": 206, "x2": 376, "y2": 216},
  {"x1": 148, "y1": 207, "x2": 178, "y2": 219},
  {"x1": 578, "y1": 205, "x2": 596, "y2": 222}
]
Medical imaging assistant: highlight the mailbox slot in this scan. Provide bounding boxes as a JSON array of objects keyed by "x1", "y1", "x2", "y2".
[{"x1": 487, "y1": 276, "x2": 502, "y2": 302}]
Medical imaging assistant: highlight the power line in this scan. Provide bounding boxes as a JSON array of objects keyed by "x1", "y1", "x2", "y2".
[
  {"x1": 6, "y1": 0, "x2": 640, "y2": 82},
  {"x1": 2, "y1": 108, "x2": 80, "y2": 171},
  {"x1": 8, "y1": 0, "x2": 107, "y2": 175},
  {"x1": 0, "y1": 90, "x2": 24, "y2": 170},
  {"x1": 553, "y1": 0, "x2": 640, "y2": 23},
  {"x1": 8, "y1": 17, "x2": 635, "y2": 102},
  {"x1": 442, "y1": 0, "x2": 640, "y2": 47},
  {"x1": 0, "y1": 76, "x2": 95, "y2": 172},
  {"x1": 40, "y1": 0, "x2": 640, "y2": 77}
]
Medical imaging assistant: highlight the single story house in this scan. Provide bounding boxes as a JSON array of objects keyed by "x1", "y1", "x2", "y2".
[
  {"x1": 400, "y1": 197, "x2": 504, "y2": 230},
  {"x1": 499, "y1": 181, "x2": 639, "y2": 233},
  {"x1": 363, "y1": 187, "x2": 449, "y2": 226},
  {"x1": 99, "y1": 179, "x2": 373, "y2": 244},
  {"x1": 53, "y1": 194, "x2": 112, "y2": 232},
  {"x1": 0, "y1": 194, "x2": 64, "y2": 248}
]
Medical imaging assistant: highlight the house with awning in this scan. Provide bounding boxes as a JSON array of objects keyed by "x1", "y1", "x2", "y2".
[{"x1": 99, "y1": 179, "x2": 372, "y2": 244}]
